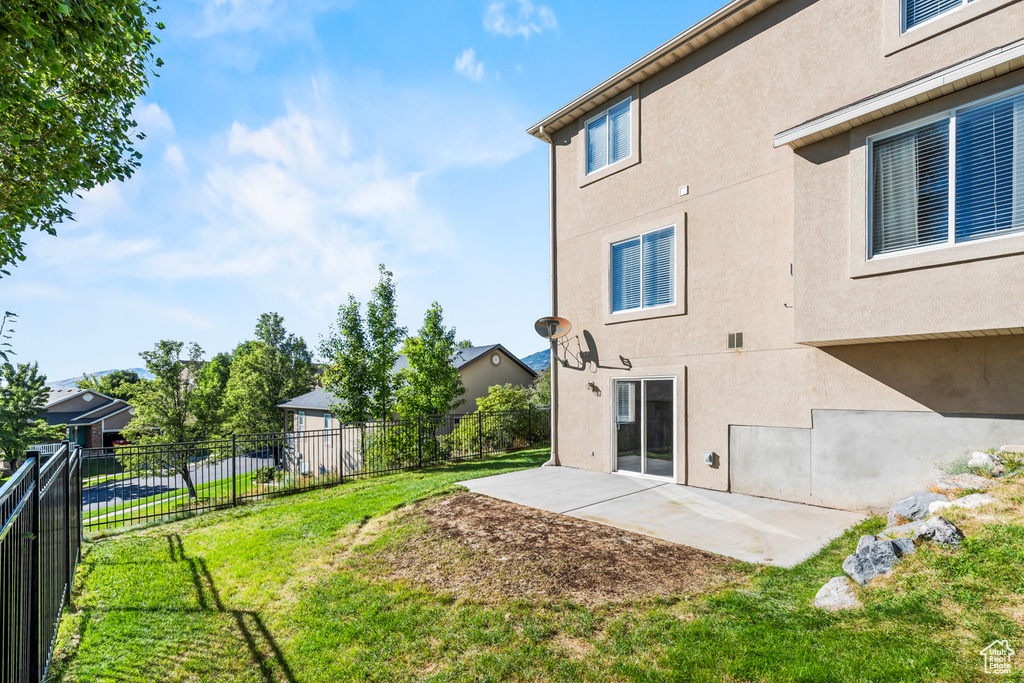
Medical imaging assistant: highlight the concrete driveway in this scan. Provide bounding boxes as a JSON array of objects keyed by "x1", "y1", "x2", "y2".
[{"x1": 459, "y1": 467, "x2": 864, "y2": 567}]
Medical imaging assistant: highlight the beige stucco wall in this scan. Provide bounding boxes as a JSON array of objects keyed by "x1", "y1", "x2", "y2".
[
  {"x1": 457, "y1": 350, "x2": 536, "y2": 412},
  {"x1": 546, "y1": 0, "x2": 1024, "y2": 504}
]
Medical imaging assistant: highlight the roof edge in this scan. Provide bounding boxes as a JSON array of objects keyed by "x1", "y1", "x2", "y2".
[{"x1": 527, "y1": 0, "x2": 779, "y2": 139}]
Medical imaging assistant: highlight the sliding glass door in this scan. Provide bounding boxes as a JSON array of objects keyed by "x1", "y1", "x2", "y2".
[{"x1": 614, "y1": 378, "x2": 674, "y2": 478}]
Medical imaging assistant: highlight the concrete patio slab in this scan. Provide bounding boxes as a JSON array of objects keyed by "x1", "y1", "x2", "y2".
[{"x1": 459, "y1": 467, "x2": 865, "y2": 567}]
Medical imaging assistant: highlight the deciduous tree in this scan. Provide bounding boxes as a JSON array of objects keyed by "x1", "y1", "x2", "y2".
[
  {"x1": 396, "y1": 302, "x2": 464, "y2": 417},
  {"x1": 0, "y1": 0, "x2": 163, "y2": 271},
  {"x1": 320, "y1": 296, "x2": 371, "y2": 422},
  {"x1": 76, "y1": 369, "x2": 143, "y2": 401},
  {"x1": 0, "y1": 362, "x2": 64, "y2": 470}
]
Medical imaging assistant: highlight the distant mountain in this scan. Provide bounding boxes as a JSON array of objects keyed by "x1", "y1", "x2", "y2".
[
  {"x1": 46, "y1": 368, "x2": 154, "y2": 390},
  {"x1": 520, "y1": 350, "x2": 550, "y2": 373}
]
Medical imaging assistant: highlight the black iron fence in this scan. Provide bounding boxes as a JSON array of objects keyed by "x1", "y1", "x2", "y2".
[
  {"x1": 0, "y1": 443, "x2": 82, "y2": 683},
  {"x1": 82, "y1": 406, "x2": 550, "y2": 530}
]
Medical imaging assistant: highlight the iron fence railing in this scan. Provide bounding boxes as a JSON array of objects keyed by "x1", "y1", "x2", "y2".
[
  {"x1": 0, "y1": 443, "x2": 82, "y2": 683},
  {"x1": 82, "y1": 406, "x2": 549, "y2": 530}
]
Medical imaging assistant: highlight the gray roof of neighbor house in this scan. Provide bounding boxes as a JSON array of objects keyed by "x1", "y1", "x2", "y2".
[
  {"x1": 42, "y1": 388, "x2": 132, "y2": 426},
  {"x1": 393, "y1": 344, "x2": 537, "y2": 377},
  {"x1": 276, "y1": 387, "x2": 335, "y2": 412},
  {"x1": 45, "y1": 387, "x2": 115, "y2": 409}
]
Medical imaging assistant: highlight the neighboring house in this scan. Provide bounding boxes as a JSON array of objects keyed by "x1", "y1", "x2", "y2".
[
  {"x1": 527, "y1": 0, "x2": 1024, "y2": 512},
  {"x1": 393, "y1": 344, "x2": 537, "y2": 411},
  {"x1": 42, "y1": 389, "x2": 135, "y2": 449}
]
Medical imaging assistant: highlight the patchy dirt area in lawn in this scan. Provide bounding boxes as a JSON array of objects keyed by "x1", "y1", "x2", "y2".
[{"x1": 348, "y1": 492, "x2": 745, "y2": 604}]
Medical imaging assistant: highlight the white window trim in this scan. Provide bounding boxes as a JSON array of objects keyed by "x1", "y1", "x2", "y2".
[
  {"x1": 584, "y1": 96, "x2": 632, "y2": 176},
  {"x1": 578, "y1": 84, "x2": 641, "y2": 188},
  {"x1": 609, "y1": 375, "x2": 677, "y2": 482},
  {"x1": 901, "y1": 0, "x2": 971, "y2": 34},
  {"x1": 610, "y1": 224, "x2": 677, "y2": 314},
  {"x1": 866, "y1": 83, "x2": 1024, "y2": 261}
]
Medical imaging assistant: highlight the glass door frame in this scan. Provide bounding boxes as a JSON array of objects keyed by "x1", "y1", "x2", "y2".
[{"x1": 610, "y1": 375, "x2": 677, "y2": 481}]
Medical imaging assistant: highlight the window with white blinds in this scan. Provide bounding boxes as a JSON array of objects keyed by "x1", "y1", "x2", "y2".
[
  {"x1": 616, "y1": 382, "x2": 635, "y2": 423},
  {"x1": 902, "y1": 0, "x2": 972, "y2": 31},
  {"x1": 869, "y1": 87, "x2": 1024, "y2": 258},
  {"x1": 611, "y1": 226, "x2": 675, "y2": 312},
  {"x1": 587, "y1": 98, "x2": 631, "y2": 175}
]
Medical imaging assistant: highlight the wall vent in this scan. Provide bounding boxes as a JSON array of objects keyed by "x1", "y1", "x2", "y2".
[{"x1": 728, "y1": 332, "x2": 744, "y2": 350}]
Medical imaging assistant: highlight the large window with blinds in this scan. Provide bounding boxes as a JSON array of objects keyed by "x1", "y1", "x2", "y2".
[
  {"x1": 586, "y1": 97, "x2": 631, "y2": 175},
  {"x1": 902, "y1": 0, "x2": 975, "y2": 31},
  {"x1": 611, "y1": 226, "x2": 675, "y2": 312},
  {"x1": 869, "y1": 87, "x2": 1024, "y2": 258}
]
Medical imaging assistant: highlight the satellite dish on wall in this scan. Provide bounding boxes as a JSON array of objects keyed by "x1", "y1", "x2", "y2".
[{"x1": 534, "y1": 316, "x2": 572, "y2": 340}]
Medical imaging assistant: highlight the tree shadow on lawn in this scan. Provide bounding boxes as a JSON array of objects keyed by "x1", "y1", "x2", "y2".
[{"x1": 51, "y1": 534, "x2": 297, "y2": 683}]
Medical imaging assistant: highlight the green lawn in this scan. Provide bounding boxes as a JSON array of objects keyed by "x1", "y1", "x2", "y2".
[{"x1": 52, "y1": 447, "x2": 1024, "y2": 682}]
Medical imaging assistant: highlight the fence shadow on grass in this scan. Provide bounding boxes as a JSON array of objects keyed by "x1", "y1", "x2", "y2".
[{"x1": 49, "y1": 536, "x2": 297, "y2": 683}]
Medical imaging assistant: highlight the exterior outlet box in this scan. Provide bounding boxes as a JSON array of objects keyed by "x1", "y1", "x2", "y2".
[
  {"x1": 678, "y1": 185, "x2": 689, "y2": 197},
  {"x1": 590, "y1": 450, "x2": 595, "y2": 457},
  {"x1": 704, "y1": 451, "x2": 715, "y2": 466}
]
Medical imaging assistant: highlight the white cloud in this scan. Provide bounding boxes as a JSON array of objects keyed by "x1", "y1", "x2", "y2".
[
  {"x1": 134, "y1": 102, "x2": 175, "y2": 135},
  {"x1": 454, "y1": 48, "x2": 485, "y2": 81},
  {"x1": 164, "y1": 144, "x2": 188, "y2": 173},
  {"x1": 484, "y1": 0, "x2": 557, "y2": 39}
]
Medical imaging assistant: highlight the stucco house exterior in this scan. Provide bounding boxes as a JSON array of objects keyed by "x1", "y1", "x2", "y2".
[
  {"x1": 528, "y1": 0, "x2": 1024, "y2": 512},
  {"x1": 43, "y1": 389, "x2": 134, "y2": 449}
]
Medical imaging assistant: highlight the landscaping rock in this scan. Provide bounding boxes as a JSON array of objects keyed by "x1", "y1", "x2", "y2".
[
  {"x1": 842, "y1": 540, "x2": 901, "y2": 585},
  {"x1": 914, "y1": 516, "x2": 965, "y2": 546},
  {"x1": 890, "y1": 537, "x2": 916, "y2": 557},
  {"x1": 997, "y1": 445, "x2": 1024, "y2": 456},
  {"x1": 814, "y1": 577, "x2": 862, "y2": 611},
  {"x1": 877, "y1": 520, "x2": 923, "y2": 540},
  {"x1": 856, "y1": 535, "x2": 876, "y2": 552},
  {"x1": 968, "y1": 451, "x2": 1005, "y2": 474},
  {"x1": 887, "y1": 491, "x2": 948, "y2": 526},
  {"x1": 928, "y1": 493, "x2": 996, "y2": 515},
  {"x1": 935, "y1": 473, "x2": 993, "y2": 492}
]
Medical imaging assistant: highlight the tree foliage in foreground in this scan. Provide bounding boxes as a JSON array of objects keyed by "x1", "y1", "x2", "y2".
[
  {"x1": 76, "y1": 369, "x2": 143, "y2": 401},
  {"x1": 396, "y1": 302, "x2": 464, "y2": 418},
  {"x1": 225, "y1": 313, "x2": 317, "y2": 434},
  {"x1": 120, "y1": 341, "x2": 226, "y2": 498},
  {"x1": 0, "y1": 362, "x2": 64, "y2": 470},
  {"x1": 0, "y1": 0, "x2": 163, "y2": 271},
  {"x1": 321, "y1": 266, "x2": 406, "y2": 422}
]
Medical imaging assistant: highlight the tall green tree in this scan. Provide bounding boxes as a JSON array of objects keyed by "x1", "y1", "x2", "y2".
[
  {"x1": 120, "y1": 341, "x2": 224, "y2": 498},
  {"x1": 529, "y1": 367, "x2": 551, "y2": 406},
  {"x1": 76, "y1": 369, "x2": 142, "y2": 400},
  {"x1": 0, "y1": 0, "x2": 163, "y2": 272},
  {"x1": 320, "y1": 296, "x2": 371, "y2": 422},
  {"x1": 0, "y1": 362, "x2": 65, "y2": 470},
  {"x1": 396, "y1": 302, "x2": 465, "y2": 417},
  {"x1": 224, "y1": 313, "x2": 317, "y2": 434},
  {"x1": 365, "y1": 265, "x2": 406, "y2": 419}
]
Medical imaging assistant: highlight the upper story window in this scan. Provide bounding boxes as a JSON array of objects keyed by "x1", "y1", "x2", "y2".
[
  {"x1": 586, "y1": 97, "x2": 631, "y2": 175},
  {"x1": 903, "y1": 0, "x2": 975, "y2": 31},
  {"x1": 869, "y1": 87, "x2": 1024, "y2": 258},
  {"x1": 611, "y1": 226, "x2": 675, "y2": 312}
]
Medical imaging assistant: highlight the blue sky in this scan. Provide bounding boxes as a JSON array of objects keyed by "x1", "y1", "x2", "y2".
[{"x1": 4, "y1": 0, "x2": 725, "y2": 381}]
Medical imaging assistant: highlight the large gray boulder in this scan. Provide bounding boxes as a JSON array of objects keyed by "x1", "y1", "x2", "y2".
[
  {"x1": 935, "y1": 473, "x2": 994, "y2": 492},
  {"x1": 914, "y1": 516, "x2": 965, "y2": 546},
  {"x1": 842, "y1": 539, "x2": 913, "y2": 586},
  {"x1": 887, "y1": 491, "x2": 948, "y2": 526},
  {"x1": 997, "y1": 445, "x2": 1024, "y2": 456},
  {"x1": 856, "y1": 535, "x2": 876, "y2": 552},
  {"x1": 929, "y1": 492, "x2": 996, "y2": 515},
  {"x1": 814, "y1": 577, "x2": 862, "y2": 611}
]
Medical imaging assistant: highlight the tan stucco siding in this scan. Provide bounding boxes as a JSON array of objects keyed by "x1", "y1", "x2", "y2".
[
  {"x1": 547, "y1": 0, "x2": 1024, "y2": 503},
  {"x1": 457, "y1": 350, "x2": 536, "y2": 412}
]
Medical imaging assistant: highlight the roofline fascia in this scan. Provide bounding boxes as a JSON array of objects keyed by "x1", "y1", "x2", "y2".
[
  {"x1": 526, "y1": 0, "x2": 777, "y2": 139},
  {"x1": 458, "y1": 344, "x2": 538, "y2": 378},
  {"x1": 774, "y1": 37, "x2": 1024, "y2": 148},
  {"x1": 72, "y1": 398, "x2": 128, "y2": 421},
  {"x1": 45, "y1": 388, "x2": 117, "y2": 410}
]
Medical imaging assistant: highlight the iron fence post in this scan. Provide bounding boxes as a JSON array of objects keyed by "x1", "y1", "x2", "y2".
[
  {"x1": 478, "y1": 412, "x2": 483, "y2": 459},
  {"x1": 417, "y1": 417, "x2": 423, "y2": 469},
  {"x1": 63, "y1": 443, "x2": 72, "y2": 611},
  {"x1": 231, "y1": 435, "x2": 237, "y2": 508},
  {"x1": 28, "y1": 451, "x2": 41, "y2": 683}
]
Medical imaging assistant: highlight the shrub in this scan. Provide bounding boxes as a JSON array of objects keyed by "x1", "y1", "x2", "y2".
[{"x1": 253, "y1": 466, "x2": 276, "y2": 484}]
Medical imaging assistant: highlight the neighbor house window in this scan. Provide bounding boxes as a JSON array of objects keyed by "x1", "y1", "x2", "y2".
[
  {"x1": 902, "y1": 0, "x2": 974, "y2": 31},
  {"x1": 586, "y1": 97, "x2": 631, "y2": 175},
  {"x1": 324, "y1": 413, "x2": 332, "y2": 446},
  {"x1": 298, "y1": 411, "x2": 305, "y2": 431},
  {"x1": 611, "y1": 226, "x2": 675, "y2": 312},
  {"x1": 869, "y1": 87, "x2": 1024, "y2": 257}
]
